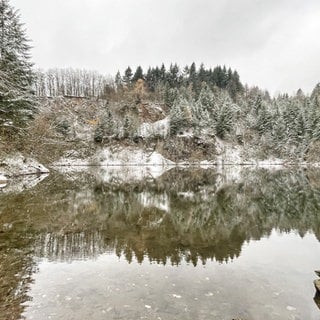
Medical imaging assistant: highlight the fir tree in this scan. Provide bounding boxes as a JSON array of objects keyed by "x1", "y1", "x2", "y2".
[
  {"x1": 132, "y1": 66, "x2": 143, "y2": 83},
  {"x1": 164, "y1": 84, "x2": 179, "y2": 107},
  {"x1": 115, "y1": 71, "x2": 123, "y2": 90},
  {"x1": 94, "y1": 110, "x2": 115, "y2": 143},
  {"x1": 169, "y1": 96, "x2": 191, "y2": 135},
  {"x1": 311, "y1": 83, "x2": 320, "y2": 108},
  {"x1": 213, "y1": 94, "x2": 234, "y2": 139},
  {"x1": 0, "y1": 0, "x2": 35, "y2": 128},
  {"x1": 123, "y1": 66, "x2": 133, "y2": 86},
  {"x1": 197, "y1": 84, "x2": 215, "y2": 113}
]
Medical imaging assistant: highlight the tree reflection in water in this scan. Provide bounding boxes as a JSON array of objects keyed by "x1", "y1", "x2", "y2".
[{"x1": 1, "y1": 167, "x2": 320, "y2": 318}]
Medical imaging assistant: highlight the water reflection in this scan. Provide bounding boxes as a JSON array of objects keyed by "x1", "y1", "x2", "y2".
[
  {"x1": 1, "y1": 167, "x2": 320, "y2": 318},
  {"x1": 29, "y1": 167, "x2": 320, "y2": 264}
]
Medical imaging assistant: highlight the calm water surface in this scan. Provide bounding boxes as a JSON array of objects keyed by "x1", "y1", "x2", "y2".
[{"x1": 1, "y1": 167, "x2": 320, "y2": 319}]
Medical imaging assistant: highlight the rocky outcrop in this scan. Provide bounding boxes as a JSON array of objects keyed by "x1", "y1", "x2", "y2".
[
  {"x1": 0, "y1": 153, "x2": 49, "y2": 192},
  {"x1": 0, "y1": 153, "x2": 49, "y2": 177}
]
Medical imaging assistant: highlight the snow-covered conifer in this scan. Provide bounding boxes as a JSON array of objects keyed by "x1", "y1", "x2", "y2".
[{"x1": 0, "y1": 0, "x2": 35, "y2": 127}]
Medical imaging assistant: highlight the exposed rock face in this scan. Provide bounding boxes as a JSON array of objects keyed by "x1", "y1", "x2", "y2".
[
  {"x1": 0, "y1": 153, "x2": 49, "y2": 177},
  {"x1": 0, "y1": 153, "x2": 49, "y2": 193}
]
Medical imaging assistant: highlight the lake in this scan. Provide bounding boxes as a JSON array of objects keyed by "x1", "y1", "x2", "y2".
[{"x1": 1, "y1": 166, "x2": 320, "y2": 319}]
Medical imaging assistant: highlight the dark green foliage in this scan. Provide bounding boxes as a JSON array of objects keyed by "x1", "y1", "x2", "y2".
[
  {"x1": 123, "y1": 66, "x2": 133, "y2": 86},
  {"x1": 124, "y1": 62, "x2": 245, "y2": 101},
  {"x1": 169, "y1": 97, "x2": 191, "y2": 135},
  {"x1": 94, "y1": 110, "x2": 115, "y2": 143},
  {"x1": 0, "y1": 0, "x2": 35, "y2": 128},
  {"x1": 132, "y1": 66, "x2": 143, "y2": 83},
  {"x1": 164, "y1": 84, "x2": 179, "y2": 107},
  {"x1": 123, "y1": 115, "x2": 131, "y2": 139},
  {"x1": 214, "y1": 97, "x2": 234, "y2": 139},
  {"x1": 56, "y1": 119, "x2": 70, "y2": 136}
]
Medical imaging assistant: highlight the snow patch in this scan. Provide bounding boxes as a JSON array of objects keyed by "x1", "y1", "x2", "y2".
[
  {"x1": 215, "y1": 138, "x2": 243, "y2": 165},
  {"x1": 138, "y1": 192, "x2": 169, "y2": 212},
  {"x1": 216, "y1": 165, "x2": 242, "y2": 184},
  {"x1": 92, "y1": 165, "x2": 170, "y2": 184},
  {"x1": 138, "y1": 117, "x2": 169, "y2": 138},
  {"x1": 0, "y1": 173, "x2": 49, "y2": 193},
  {"x1": 94, "y1": 146, "x2": 174, "y2": 166},
  {"x1": 0, "y1": 174, "x2": 8, "y2": 188},
  {"x1": 256, "y1": 158, "x2": 285, "y2": 169},
  {"x1": 52, "y1": 146, "x2": 174, "y2": 183},
  {"x1": 177, "y1": 191, "x2": 195, "y2": 199},
  {"x1": 52, "y1": 158, "x2": 90, "y2": 170},
  {"x1": 0, "y1": 153, "x2": 49, "y2": 177}
]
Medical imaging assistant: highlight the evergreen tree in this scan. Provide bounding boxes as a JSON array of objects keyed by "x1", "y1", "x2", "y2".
[
  {"x1": 213, "y1": 94, "x2": 234, "y2": 139},
  {"x1": 145, "y1": 67, "x2": 155, "y2": 92},
  {"x1": 94, "y1": 110, "x2": 116, "y2": 143},
  {"x1": 123, "y1": 115, "x2": 131, "y2": 139},
  {"x1": 191, "y1": 100, "x2": 209, "y2": 134},
  {"x1": 227, "y1": 70, "x2": 243, "y2": 101},
  {"x1": 198, "y1": 63, "x2": 207, "y2": 83},
  {"x1": 0, "y1": 0, "x2": 35, "y2": 128},
  {"x1": 164, "y1": 83, "x2": 179, "y2": 107},
  {"x1": 167, "y1": 63, "x2": 180, "y2": 87},
  {"x1": 159, "y1": 63, "x2": 166, "y2": 82},
  {"x1": 197, "y1": 84, "x2": 215, "y2": 113},
  {"x1": 132, "y1": 65, "x2": 143, "y2": 83},
  {"x1": 115, "y1": 71, "x2": 123, "y2": 90},
  {"x1": 169, "y1": 96, "x2": 191, "y2": 135},
  {"x1": 311, "y1": 83, "x2": 320, "y2": 108},
  {"x1": 189, "y1": 62, "x2": 196, "y2": 83},
  {"x1": 123, "y1": 66, "x2": 133, "y2": 86}
]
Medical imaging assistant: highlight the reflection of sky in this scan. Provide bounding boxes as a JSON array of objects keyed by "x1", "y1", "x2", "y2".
[{"x1": 23, "y1": 230, "x2": 320, "y2": 320}]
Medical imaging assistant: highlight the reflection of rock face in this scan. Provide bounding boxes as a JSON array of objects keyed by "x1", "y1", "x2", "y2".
[
  {"x1": 0, "y1": 173, "x2": 49, "y2": 193},
  {"x1": 0, "y1": 152, "x2": 49, "y2": 177},
  {"x1": 4, "y1": 167, "x2": 317, "y2": 265}
]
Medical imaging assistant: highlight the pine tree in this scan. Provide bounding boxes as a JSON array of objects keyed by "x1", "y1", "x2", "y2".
[
  {"x1": 213, "y1": 93, "x2": 234, "y2": 139},
  {"x1": 191, "y1": 100, "x2": 209, "y2": 134},
  {"x1": 123, "y1": 66, "x2": 133, "y2": 86},
  {"x1": 115, "y1": 71, "x2": 123, "y2": 90},
  {"x1": 197, "y1": 84, "x2": 215, "y2": 113},
  {"x1": 164, "y1": 84, "x2": 178, "y2": 107},
  {"x1": 311, "y1": 83, "x2": 320, "y2": 108},
  {"x1": 169, "y1": 96, "x2": 191, "y2": 135},
  {"x1": 94, "y1": 110, "x2": 115, "y2": 143},
  {"x1": 0, "y1": 0, "x2": 35, "y2": 128},
  {"x1": 132, "y1": 65, "x2": 143, "y2": 83}
]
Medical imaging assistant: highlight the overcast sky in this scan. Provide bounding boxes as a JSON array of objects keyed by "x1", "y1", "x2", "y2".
[{"x1": 11, "y1": 0, "x2": 320, "y2": 94}]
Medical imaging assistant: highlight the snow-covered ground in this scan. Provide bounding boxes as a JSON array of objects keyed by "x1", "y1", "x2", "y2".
[
  {"x1": 54, "y1": 146, "x2": 174, "y2": 168},
  {"x1": 94, "y1": 146, "x2": 174, "y2": 166},
  {"x1": 53, "y1": 146, "x2": 174, "y2": 183},
  {"x1": 215, "y1": 137, "x2": 243, "y2": 165}
]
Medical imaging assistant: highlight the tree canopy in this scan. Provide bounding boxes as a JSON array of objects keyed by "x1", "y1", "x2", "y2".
[{"x1": 0, "y1": 0, "x2": 35, "y2": 128}]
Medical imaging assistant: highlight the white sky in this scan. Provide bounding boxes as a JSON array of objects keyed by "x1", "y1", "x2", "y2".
[{"x1": 11, "y1": 0, "x2": 320, "y2": 94}]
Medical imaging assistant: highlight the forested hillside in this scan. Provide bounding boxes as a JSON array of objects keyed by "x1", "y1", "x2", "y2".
[{"x1": 29, "y1": 65, "x2": 320, "y2": 163}]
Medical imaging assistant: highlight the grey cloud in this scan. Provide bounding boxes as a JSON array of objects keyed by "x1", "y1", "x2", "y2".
[{"x1": 10, "y1": 0, "x2": 320, "y2": 93}]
